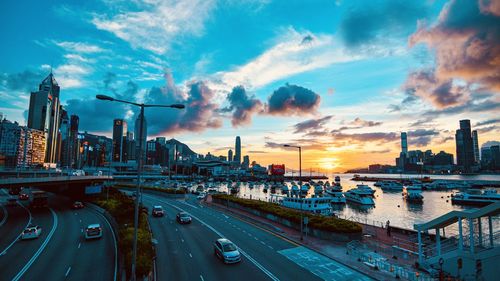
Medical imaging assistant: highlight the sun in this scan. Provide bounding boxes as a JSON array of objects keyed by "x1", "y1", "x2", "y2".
[{"x1": 318, "y1": 157, "x2": 340, "y2": 170}]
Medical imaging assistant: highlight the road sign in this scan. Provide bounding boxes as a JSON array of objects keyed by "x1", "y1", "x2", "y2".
[{"x1": 304, "y1": 217, "x2": 309, "y2": 225}]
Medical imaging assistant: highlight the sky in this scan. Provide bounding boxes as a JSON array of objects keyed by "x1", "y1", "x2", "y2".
[{"x1": 1, "y1": 0, "x2": 499, "y2": 172}]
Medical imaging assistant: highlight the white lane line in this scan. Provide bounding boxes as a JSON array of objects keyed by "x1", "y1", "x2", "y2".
[
  {"x1": 261, "y1": 241, "x2": 266, "y2": 245},
  {"x1": 145, "y1": 195, "x2": 280, "y2": 281},
  {"x1": 12, "y1": 208, "x2": 58, "y2": 281},
  {"x1": 222, "y1": 214, "x2": 229, "y2": 219},
  {"x1": 189, "y1": 253, "x2": 193, "y2": 258},
  {"x1": 65, "y1": 266, "x2": 71, "y2": 277},
  {"x1": 268, "y1": 245, "x2": 274, "y2": 250},
  {"x1": 79, "y1": 219, "x2": 82, "y2": 223},
  {"x1": 0, "y1": 204, "x2": 8, "y2": 227},
  {"x1": 0, "y1": 200, "x2": 32, "y2": 256},
  {"x1": 78, "y1": 243, "x2": 81, "y2": 249},
  {"x1": 200, "y1": 275, "x2": 205, "y2": 281},
  {"x1": 89, "y1": 206, "x2": 118, "y2": 281},
  {"x1": 181, "y1": 239, "x2": 184, "y2": 243}
]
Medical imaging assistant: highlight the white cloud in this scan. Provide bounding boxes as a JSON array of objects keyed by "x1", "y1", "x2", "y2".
[
  {"x1": 92, "y1": 0, "x2": 215, "y2": 54},
  {"x1": 207, "y1": 28, "x2": 363, "y2": 94},
  {"x1": 54, "y1": 40, "x2": 105, "y2": 53}
]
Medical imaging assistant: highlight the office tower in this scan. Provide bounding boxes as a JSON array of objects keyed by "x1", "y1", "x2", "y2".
[
  {"x1": 59, "y1": 110, "x2": 70, "y2": 167},
  {"x1": 401, "y1": 132, "x2": 408, "y2": 155},
  {"x1": 228, "y1": 149, "x2": 233, "y2": 162},
  {"x1": 126, "y1": 131, "x2": 136, "y2": 161},
  {"x1": 135, "y1": 114, "x2": 147, "y2": 161},
  {"x1": 472, "y1": 130, "x2": 480, "y2": 163},
  {"x1": 27, "y1": 72, "x2": 61, "y2": 163},
  {"x1": 69, "y1": 115, "x2": 79, "y2": 168},
  {"x1": 0, "y1": 119, "x2": 45, "y2": 167},
  {"x1": 242, "y1": 155, "x2": 250, "y2": 169},
  {"x1": 234, "y1": 136, "x2": 241, "y2": 164},
  {"x1": 112, "y1": 119, "x2": 128, "y2": 162},
  {"x1": 455, "y1": 120, "x2": 474, "y2": 171}
]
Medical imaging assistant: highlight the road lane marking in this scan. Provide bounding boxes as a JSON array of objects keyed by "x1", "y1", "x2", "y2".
[
  {"x1": 200, "y1": 275, "x2": 205, "y2": 281},
  {"x1": 0, "y1": 204, "x2": 8, "y2": 227},
  {"x1": 65, "y1": 266, "x2": 71, "y2": 277},
  {"x1": 78, "y1": 242, "x2": 81, "y2": 249},
  {"x1": 223, "y1": 214, "x2": 229, "y2": 219},
  {"x1": 12, "y1": 208, "x2": 58, "y2": 281},
  {"x1": 0, "y1": 200, "x2": 32, "y2": 256},
  {"x1": 189, "y1": 253, "x2": 192, "y2": 258},
  {"x1": 89, "y1": 204, "x2": 118, "y2": 281},
  {"x1": 145, "y1": 195, "x2": 280, "y2": 281},
  {"x1": 181, "y1": 239, "x2": 184, "y2": 243}
]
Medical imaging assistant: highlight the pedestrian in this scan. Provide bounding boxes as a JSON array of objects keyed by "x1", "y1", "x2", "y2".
[{"x1": 386, "y1": 220, "x2": 391, "y2": 236}]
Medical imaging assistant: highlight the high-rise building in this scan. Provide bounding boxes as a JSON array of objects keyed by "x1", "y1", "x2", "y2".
[
  {"x1": 135, "y1": 114, "x2": 147, "y2": 161},
  {"x1": 69, "y1": 115, "x2": 79, "y2": 168},
  {"x1": 234, "y1": 136, "x2": 241, "y2": 164},
  {"x1": 455, "y1": 120, "x2": 475, "y2": 171},
  {"x1": 242, "y1": 155, "x2": 250, "y2": 169},
  {"x1": 112, "y1": 119, "x2": 128, "y2": 162},
  {"x1": 126, "y1": 131, "x2": 136, "y2": 161},
  {"x1": 228, "y1": 149, "x2": 233, "y2": 162},
  {"x1": 27, "y1": 72, "x2": 61, "y2": 163},
  {"x1": 78, "y1": 132, "x2": 112, "y2": 167},
  {"x1": 0, "y1": 119, "x2": 45, "y2": 167},
  {"x1": 401, "y1": 132, "x2": 408, "y2": 155},
  {"x1": 472, "y1": 130, "x2": 480, "y2": 163},
  {"x1": 59, "y1": 110, "x2": 70, "y2": 167}
]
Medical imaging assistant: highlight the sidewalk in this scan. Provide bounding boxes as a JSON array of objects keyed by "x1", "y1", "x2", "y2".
[{"x1": 202, "y1": 195, "x2": 407, "y2": 281}]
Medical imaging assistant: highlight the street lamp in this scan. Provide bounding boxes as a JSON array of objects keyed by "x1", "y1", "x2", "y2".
[
  {"x1": 96, "y1": 94, "x2": 184, "y2": 280},
  {"x1": 283, "y1": 144, "x2": 303, "y2": 241}
]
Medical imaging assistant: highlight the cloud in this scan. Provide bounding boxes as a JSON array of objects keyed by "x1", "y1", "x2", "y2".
[
  {"x1": 475, "y1": 118, "x2": 500, "y2": 127},
  {"x1": 408, "y1": 129, "x2": 440, "y2": 147},
  {"x1": 267, "y1": 84, "x2": 321, "y2": 115},
  {"x1": 53, "y1": 41, "x2": 105, "y2": 53},
  {"x1": 293, "y1": 115, "x2": 333, "y2": 134},
  {"x1": 0, "y1": 70, "x2": 45, "y2": 92},
  {"x1": 331, "y1": 131, "x2": 399, "y2": 143},
  {"x1": 409, "y1": 0, "x2": 500, "y2": 92},
  {"x1": 423, "y1": 97, "x2": 500, "y2": 118},
  {"x1": 221, "y1": 86, "x2": 263, "y2": 127},
  {"x1": 339, "y1": 0, "x2": 429, "y2": 48},
  {"x1": 349, "y1": 117, "x2": 382, "y2": 127},
  {"x1": 477, "y1": 125, "x2": 499, "y2": 134},
  {"x1": 403, "y1": 69, "x2": 469, "y2": 108},
  {"x1": 409, "y1": 117, "x2": 435, "y2": 127},
  {"x1": 248, "y1": 150, "x2": 266, "y2": 154},
  {"x1": 92, "y1": 0, "x2": 215, "y2": 54}
]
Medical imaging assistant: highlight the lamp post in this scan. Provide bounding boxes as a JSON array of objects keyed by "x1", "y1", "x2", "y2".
[
  {"x1": 283, "y1": 144, "x2": 303, "y2": 241},
  {"x1": 96, "y1": 94, "x2": 184, "y2": 280}
]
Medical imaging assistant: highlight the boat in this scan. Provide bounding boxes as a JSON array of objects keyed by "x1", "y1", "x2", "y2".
[
  {"x1": 379, "y1": 181, "x2": 403, "y2": 191},
  {"x1": 355, "y1": 184, "x2": 376, "y2": 196},
  {"x1": 403, "y1": 185, "x2": 423, "y2": 202},
  {"x1": 314, "y1": 185, "x2": 324, "y2": 195},
  {"x1": 270, "y1": 194, "x2": 334, "y2": 216},
  {"x1": 334, "y1": 176, "x2": 341, "y2": 183},
  {"x1": 301, "y1": 183, "x2": 310, "y2": 194},
  {"x1": 451, "y1": 189, "x2": 500, "y2": 206},
  {"x1": 324, "y1": 181, "x2": 331, "y2": 187},
  {"x1": 291, "y1": 184, "x2": 299, "y2": 195},
  {"x1": 281, "y1": 184, "x2": 289, "y2": 194},
  {"x1": 325, "y1": 188, "x2": 346, "y2": 204},
  {"x1": 344, "y1": 188, "x2": 375, "y2": 205}
]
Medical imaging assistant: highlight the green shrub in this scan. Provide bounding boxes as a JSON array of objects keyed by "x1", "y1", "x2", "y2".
[
  {"x1": 212, "y1": 194, "x2": 361, "y2": 233},
  {"x1": 115, "y1": 183, "x2": 186, "y2": 194}
]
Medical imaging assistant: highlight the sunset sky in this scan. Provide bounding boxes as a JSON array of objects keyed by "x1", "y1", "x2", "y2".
[{"x1": 1, "y1": 0, "x2": 499, "y2": 172}]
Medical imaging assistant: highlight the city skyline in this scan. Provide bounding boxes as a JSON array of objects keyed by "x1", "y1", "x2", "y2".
[{"x1": 1, "y1": 0, "x2": 499, "y2": 171}]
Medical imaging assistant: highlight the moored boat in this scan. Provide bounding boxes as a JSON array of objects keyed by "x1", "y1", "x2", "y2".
[{"x1": 451, "y1": 189, "x2": 500, "y2": 206}]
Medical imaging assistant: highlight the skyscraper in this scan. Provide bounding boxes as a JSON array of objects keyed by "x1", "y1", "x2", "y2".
[
  {"x1": 234, "y1": 136, "x2": 241, "y2": 164},
  {"x1": 242, "y1": 155, "x2": 250, "y2": 169},
  {"x1": 27, "y1": 72, "x2": 61, "y2": 163},
  {"x1": 112, "y1": 119, "x2": 128, "y2": 162},
  {"x1": 401, "y1": 132, "x2": 408, "y2": 155},
  {"x1": 135, "y1": 114, "x2": 147, "y2": 161},
  {"x1": 455, "y1": 120, "x2": 474, "y2": 171},
  {"x1": 228, "y1": 149, "x2": 233, "y2": 162},
  {"x1": 70, "y1": 115, "x2": 79, "y2": 168},
  {"x1": 59, "y1": 110, "x2": 70, "y2": 167},
  {"x1": 472, "y1": 130, "x2": 480, "y2": 163}
]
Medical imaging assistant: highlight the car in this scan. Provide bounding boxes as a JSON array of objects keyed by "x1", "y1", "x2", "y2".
[
  {"x1": 72, "y1": 201, "x2": 84, "y2": 209},
  {"x1": 176, "y1": 212, "x2": 192, "y2": 224},
  {"x1": 196, "y1": 193, "x2": 206, "y2": 200},
  {"x1": 18, "y1": 193, "x2": 29, "y2": 200},
  {"x1": 85, "y1": 224, "x2": 103, "y2": 240},
  {"x1": 213, "y1": 238, "x2": 241, "y2": 264},
  {"x1": 20, "y1": 225, "x2": 42, "y2": 240},
  {"x1": 152, "y1": 205, "x2": 165, "y2": 217}
]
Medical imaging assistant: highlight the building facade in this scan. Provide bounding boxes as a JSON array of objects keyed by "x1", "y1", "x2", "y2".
[
  {"x1": 0, "y1": 119, "x2": 46, "y2": 167},
  {"x1": 455, "y1": 120, "x2": 475, "y2": 172},
  {"x1": 234, "y1": 136, "x2": 241, "y2": 165},
  {"x1": 472, "y1": 130, "x2": 480, "y2": 164},
  {"x1": 112, "y1": 119, "x2": 128, "y2": 162}
]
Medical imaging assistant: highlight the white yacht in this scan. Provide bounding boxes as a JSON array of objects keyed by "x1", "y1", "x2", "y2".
[
  {"x1": 451, "y1": 189, "x2": 500, "y2": 206},
  {"x1": 345, "y1": 188, "x2": 375, "y2": 205},
  {"x1": 379, "y1": 181, "x2": 404, "y2": 191},
  {"x1": 291, "y1": 184, "x2": 299, "y2": 195},
  {"x1": 281, "y1": 184, "x2": 289, "y2": 194},
  {"x1": 403, "y1": 185, "x2": 423, "y2": 202},
  {"x1": 355, "y1": 184, "x2": 376, "y2": 196},
  {"x1": 314, "y1": 185, "x2": 324, "y2": 195},
  {"x1": 300, "y1": 183, "x2": 310, "y2": 193},
  {"x1": 270, "y1": 194, "x2": 333, "y2": 216},
  {"x1": 325, "y1": 188, "x2": 346, "y2": 204}
]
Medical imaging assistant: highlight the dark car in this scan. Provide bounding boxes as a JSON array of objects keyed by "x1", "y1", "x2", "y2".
[
  {"x1": 213, "y1": 238, "x2": 241, "y2": 264},
  {"x1": 152, "y1": 206, "x2": 165, "y2": 217},
  {"x1": 72, "y1": 201, "x2": 84, "y2": 209},
  {"x1": 176, "y1": 212, "x2": 192, "y2": 224},
  {"x1": 19, "y1": 193, "x2": 29, "y2": 200}
]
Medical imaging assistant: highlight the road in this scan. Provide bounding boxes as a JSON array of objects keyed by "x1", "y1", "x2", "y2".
[
  {"x1": 142, "y1": 192, "x2": 373, "y2": 281},
  {"x1": 0, "y1": 191, "x2": 116, "y2": 281}
]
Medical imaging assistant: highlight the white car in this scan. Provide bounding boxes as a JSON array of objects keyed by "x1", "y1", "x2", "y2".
[
  {"x1": 20, "y1": 226, "x2": 42, "y2": 240},
  {"x1": 197, "y1": 193, "x2": 206, "y2": 200},
  {"x1": 85, "y1": 224, "x2": 103, "y2": 240}
]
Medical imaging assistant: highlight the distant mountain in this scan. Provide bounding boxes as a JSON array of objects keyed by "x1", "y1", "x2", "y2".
[{"x1": 166, "y1": 138, "x2": 197, "y2": 157}]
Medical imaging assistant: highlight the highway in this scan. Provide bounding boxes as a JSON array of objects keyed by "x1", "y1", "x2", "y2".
[
  {"x1": 142, "y1": 192, "x2": 373, "y2": 281},
  {"x1": 0, "y1": 190, "x2": 116, "y2": 281}
]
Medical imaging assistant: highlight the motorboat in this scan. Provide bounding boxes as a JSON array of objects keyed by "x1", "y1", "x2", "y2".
[
  {"x1": 291, "y1": 184, "x2": 299, "y2": 195},
  {"x1": 325, "y1": 188, "x2": 346, "y2": 204},
  {"x1": 301, "y1": 183, "x2": 310, "y2": 194},
  {"x1": 403, "y1": 185, "x2": 423, "y2": 202},
  {"x1": 270, "y1": 194, "x2": 334, "y2": 216},
  {"x1": 324, "y1": 181, "x2": 331, "y2": 188},
  {"x1": 379, "y1": 181, "x2": 403, "y2": 191},
  {"x1": 344, "y1": 188, "x2": 375, "y2": 205},
  {"x1": 451, "y1": 189, "x2": 500, "y2": 206},
  {"x1": 355, "y1": 184, "x2": 376, "y2": 196},
  {"x1": 281, "y1": 184, "x2": 289, "y2": 194},
  {"x1": 334, "y1": 176, "x2": 341, "y2": 183},
  {"x1": 314, "y1": 185, "x2": 324, "y2": 195}
]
